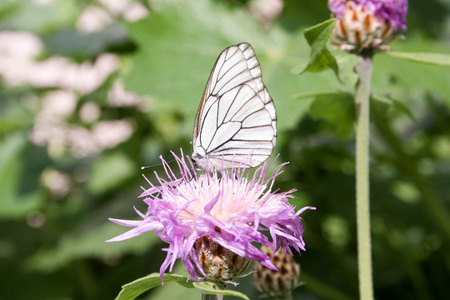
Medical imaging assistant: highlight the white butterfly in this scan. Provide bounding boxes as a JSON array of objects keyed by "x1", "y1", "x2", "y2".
[{"x1": 191, "y1": 43, "x2": 277, "y2": 171}]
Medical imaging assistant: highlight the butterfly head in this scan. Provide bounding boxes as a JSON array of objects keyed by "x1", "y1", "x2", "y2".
[{"x1": 191, "y1": 152, "x2": 213, "y2": 172}]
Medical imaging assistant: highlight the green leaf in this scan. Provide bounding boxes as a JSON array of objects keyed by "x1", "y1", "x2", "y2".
[
  {"x1": 308, "y1": 92, "x2": 355, "y2": 138},
  {"x1": 371, "y1": 94, "x2": 416, "y2": 121},
  {"x1": 0, "y1": 0, "x2": 20, "y2": 20},
  {"x1": 0, "y1": 132, "x2": 43, "y2": 219},
  {"x1": 115, "y1": 273, "x2": 193, "y2": 300},
  {"x1": 336, "y1": 54, "x2": 358, "y2": 87},
  {"x1": 114, "y1": 273, "x2": 250, "y2": 300},
  {"x1": 192, "y1": 282, "x2": 250, "y2": 300},
  {"x1": 27, "y1": 219, "x2": 158, "y2": 272},
  {"x1": 295, "y1": 91, "x2": 343, "y2": 99},
  {"x1": 298, "y1": 19, "x2": 339, "y2": 76},
  {"x1": 0, "y1": 0, "x2": 79, "y2": 34},
  {"x1": 87, "y1": 152, "x2": 136, "y2": 195},
  {"x1": 384, "y1": 51, "x2": 450, "y2": 66},
  {"x1": 372, "y1": 42, "x2": 450, "y2": 106},
  {"x1": 297, "y1": 91, "x2": 416, "y2": 127},
  {"x1": 43, "y1": 25, "x2": 129, "y2": 58}
]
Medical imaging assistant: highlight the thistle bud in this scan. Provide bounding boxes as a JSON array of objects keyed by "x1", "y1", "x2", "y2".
[
  {"x1": 328, "y1": 0, "x2": 408, "y2": 53},
  {"x1": 254, "y1": 246, "x2": 301, "y2": 297},
  {"x1": 193, "y1": 235, "x2": 251, "y2": 281}
]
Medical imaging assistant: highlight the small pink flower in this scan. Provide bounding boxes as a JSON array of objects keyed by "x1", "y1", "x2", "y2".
[{"x1": 107, "y1": 151, "x2": 315, "y2": 282}]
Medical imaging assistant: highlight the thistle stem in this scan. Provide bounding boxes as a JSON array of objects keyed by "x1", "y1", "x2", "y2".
[
  {"x1": 273, "y1": 294, "x2": 293, "y2": 300},
  {"x1": 201, "y1": 294, "x2": 223, "y2": 300},
  {"x1": 201, "y1": 282, "x2": 225, "y2": 300},
  {"x1": 354, "y1": 53, "x2": 374, "y2": 300}
]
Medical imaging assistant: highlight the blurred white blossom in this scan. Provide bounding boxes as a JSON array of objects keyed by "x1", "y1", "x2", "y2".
[
  {"x1": 42, "y1": 169, "x2": 71, "y2": 197},
  {"x1": 122, "y1": 2, "x2": 149, "y2": 22},
  {"x1": 26, "y1": 54, "x2": 120, "y2": 95},
  {"x1": 0, "y1": 31, "x2": 120, "y2": 94},
  {"x1": 30, "y1": 116, "x2": 135, "y2": 158},
  {"x1": 79, "y1": 102, "x2": 101, "y2": 123},
  {"x1": 76, "y1": 6, "x2": 115, "y2": 33},
  {"x1": 249, "y1": 0, "x2": 284, "y2": 29},
  {"x1": 92, "y1": 119, "x2": 134, "y2": 150},
  {"x1": 1, "y1": 30, "x2": 139, "y2": 159},
  {"x1": 65, "y1": 126, "x2": 99, "y2": 158},
  {"x1": 0, "y1": 31, "x2": 43, "y2": 59},
  {"x1": 76, "y1": 0, "x2": 149, "y2": 33},
  {"x1": 108, "y1": 79, "x2": 152, "y2": 110},
  {"x1": 0, "y1": 31, "x2": 43, "y2": 86},
  {"x1": 29, "y1": 90, "x2": 77, "y2": 148},
  {"x1": 99, "y1": 0, "x2": 149, "y2": 21},
  {"x1": 26, "y1": 212, "x2": 46, "y2": 229},
  {"x1": 41, "y1": 90, "x2": 78, "y2": 118}
]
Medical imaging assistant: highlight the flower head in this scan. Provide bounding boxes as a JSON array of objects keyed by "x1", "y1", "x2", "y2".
[
  {"x1": 107, "y1": 151, "x2": 315, "y2": 283},
  {"x1": 328, "y1": 0, "x2": 408, "y2": 52}
]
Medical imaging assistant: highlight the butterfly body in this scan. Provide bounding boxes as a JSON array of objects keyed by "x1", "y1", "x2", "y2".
[{"x1": 192, "y1": 43, "x2": 277, "y2": 171}]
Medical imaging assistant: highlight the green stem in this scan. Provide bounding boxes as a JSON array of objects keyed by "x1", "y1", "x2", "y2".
[
  {"x1": 201, "y1": 282, "x2": 225, "y2": 300},
  {"x1": 201, "y1": 293, "x2": 223, "y2": 300},
  {"x1": 354, "y1": 54, "x2": 374, "y2": 300},
  {"x1": 272, "y1": 293, "x2": 293, "y2": 300}
]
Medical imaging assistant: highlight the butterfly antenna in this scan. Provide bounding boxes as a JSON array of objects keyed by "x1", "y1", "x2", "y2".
[
  {"x1": 141, "y1": 163, "x2": 160, "y2": 170},
  {"x1": 141, "y1": 159, "x2": 177, "y2": 170}
]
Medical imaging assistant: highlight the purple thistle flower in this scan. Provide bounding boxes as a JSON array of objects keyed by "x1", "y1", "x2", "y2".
[
  {"x1": 328, "y1": 0, "x2": 408, "y2": 52},
  {"x1": 107, "y1": 151, "x2": 315, "y2": 283},
  {"x1": 328, "y1": 0, "x2": 408, "y2": 31}
]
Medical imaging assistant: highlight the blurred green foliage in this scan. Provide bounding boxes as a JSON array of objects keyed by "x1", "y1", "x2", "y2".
[{"x1": 0, "y1": 0, "x2": 449, "y2": 299}]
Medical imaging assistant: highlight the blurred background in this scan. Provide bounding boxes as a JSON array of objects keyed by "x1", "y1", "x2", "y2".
[{"x1": 0, "y1": 0, "x2": 449, "y2": 299}]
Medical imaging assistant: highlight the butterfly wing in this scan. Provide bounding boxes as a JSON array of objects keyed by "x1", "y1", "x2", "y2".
[{"x1": 192, "y1": 43, "x2": 277, "y2": 170}]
